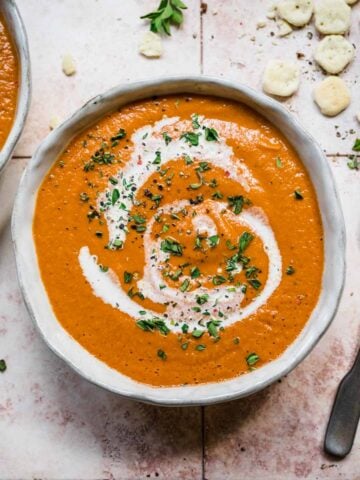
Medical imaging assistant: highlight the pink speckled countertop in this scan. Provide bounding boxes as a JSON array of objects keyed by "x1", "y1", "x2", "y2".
[{"x1": 0, "y1": 1, "x2": 359, "y2": 479}]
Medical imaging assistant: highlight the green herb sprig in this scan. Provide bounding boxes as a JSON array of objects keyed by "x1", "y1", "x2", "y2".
[{"x1": 141, "y1": 0, "x2": 187, "y2": 36}]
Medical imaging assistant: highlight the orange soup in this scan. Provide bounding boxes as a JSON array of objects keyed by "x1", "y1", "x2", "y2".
[
  {"x1": 0, "y1": 15, "x2": 18, "y2": 149},
  {"x1": 33, "y1": 96, "x2": 324, "y2": 386}
]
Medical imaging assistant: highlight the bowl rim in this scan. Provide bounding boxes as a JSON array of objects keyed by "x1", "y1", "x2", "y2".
[
  {"x1": 12, "y1": 76, "x2": 346, "y2": 406},
  {"x1": 0, "y1": 0, "x2": 31, "y2": 174}
]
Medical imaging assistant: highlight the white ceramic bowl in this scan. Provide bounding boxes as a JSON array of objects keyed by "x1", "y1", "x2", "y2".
[
  {"x1": 0, "y1": 0, "x2": 31, "y2": 174},
  {"x1": 12, "y1": 77, "x2": 345, "y2": 406}
]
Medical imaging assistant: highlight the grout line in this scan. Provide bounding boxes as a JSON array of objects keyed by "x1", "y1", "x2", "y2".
[
  {"x1": 201, "y1": 406, "x2": 206, "y2": 480},
  {"x1": 200, "y1": 0, "x2": 204, "y2": 75},
  {"x1": 12, "y1": 155, "x2": 31, "y2": 159}
]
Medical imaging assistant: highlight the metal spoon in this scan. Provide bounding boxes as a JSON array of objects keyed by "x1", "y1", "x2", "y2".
[{"x1": 324, "y1": 347, "x2": 360, "y2": 458}]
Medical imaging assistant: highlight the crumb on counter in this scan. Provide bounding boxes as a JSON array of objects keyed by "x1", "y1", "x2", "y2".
[{"x1": 62, "y1": 54, "x2": 76, "y2": 76}]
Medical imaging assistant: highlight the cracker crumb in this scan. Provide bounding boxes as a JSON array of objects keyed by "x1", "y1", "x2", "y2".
[
  {"x1": 49, "y1": 116, "x2": 61, "y2": 130},
  {"x1": 257, "y1": 20, "x2": 267, "y2": 29},
  {"x1": 277, "y1": 19, "x2": 293, "y2": 36},
  {"x1": 62, "y1": 54, "x2": 76, "y2": 76},
  {"x1": 139, "y1": 31, "x2": 163, "y2": 58}
]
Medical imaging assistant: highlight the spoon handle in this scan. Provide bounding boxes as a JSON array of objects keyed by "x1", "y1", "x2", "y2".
[{"x1": 324, "y1": 348, "x2": 360, "y2": 458}]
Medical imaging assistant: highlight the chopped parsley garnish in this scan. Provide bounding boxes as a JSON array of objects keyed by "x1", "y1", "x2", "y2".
[
  {"x1": 141, "y1": 0, "x2": 187, "y2": 36},
  {"x1": 0, "y1": 359, "x2": 7, "y2": 372},
  {"x1": 162, "y1": 132, "x2": 172, "y2": 145},
  {"x1": 245, "y1": 266, "x2": 260, "y2": 278},
  {"x1": 99, "y1": 265, "x2": 109, "y2": 273},
  {"x1": 275, "y1": 156, "x2": 283, "y2": 168},
  {"x1": 110, "y1": 128, "x2": 126, "y2": 142},
  {"x1": 208, "y1": 235, "x2": 219, "y2": 248},
  {"x1": 162, "y1": 224, "x2": 170, "y2": 233},
  {"x1": 212, "y1": 275, "x2": 226, "y2": 286},
  {"x1": 228, "y1": 195, "x2": 249, "y2": 215},
  {"x1": 192, "y1": 114, "x2": 201, "y2": 129},
  {"x1": 112, "y1": 238, "x2": 123, "y2": 249},
  {"x1": 196, "y1": 161, "x2": 210, "y2": 172},
  {"x1": 204, "y1": 127, "x2": 219, "y2": 142},
  {"x1": 352, "y1": 138, "x2": 360, "y2": 152},
  {"x1": 248, "y1": 279, "x2": 261, "y2": 290},
  {"x1": 294, "y1": 190, "x2": 304, "y2": 200},
  {"x1": 286, "y1": 266, "x2": 295, "y2": 275},
  {"x1": 180, "y1": 279, "x2": 190, "y2": 292},
  {"x1": 195, "y1": 344, "x2": 206, "y2": 351},
  {"x1": 181, "y1": 342, "x2": 189, "y2": 350},
  {"x1": 111, "y1": 188, "x2": 120, "y2": 205},
  {"x1": 212, "y1": 191, "x2": 223, "y2": 199},
  {"x1": 196, "y1": 294, "x2": 209, "y2": 305},
  {"x1": 246, "y1": 352, "x2": 260, "y2": 367},
  {"x1": 207, "y1": 320, "x2": 221, "y2": 338},
  {"x1": 226, "y1": 240, "x2": 237, "y2": 250},
  {"x1": 190, "y1": 266, "x2": 201, "y2": 278},
  {"x1": 192, "y1": 329, "x2": 204, "y2": 338},
  {"x1": 137, "y1": 318, "x2": 170, "y2": 335},
  {"x1": 348, "y1": 157, "x2": 359, "y2": 170},
  {"x1": 169, "y1": 268, "x2": 182, "y2": 281},
  {"x1": 160, "y1": 237, "x2": 183, "y2": 256},
  {"x1": 153, "y1": 151, "x2": 162, "y2": 164},
  {"x1": 184, "y1": 154, "x2": 193, "y2": 165},
  {"x1": 233, "y1": 337, "x2": 240, "y2": 345},
  {"x1": 181, "y1": 323, "x2": 189, "y2": 334},
  {"x1": 124, "y1": 271, "x2": 133, "y2": 283},
  {"x1": 194, "y1": 235, "x2": 203, "y2": 250},
  {"x1": 239, "y1": 231, "x2": 254, "y2": 253},
  {"x1": 157, "y1": 349, "x2": 167, "y2": 360},
  {"x1": 181, "y1": 131, "x2": 200, "y2": 146},
  {"x1": 109, "y1": 176, "x2": 118, "y2": 185},
  {"x1": 132, "y1": 214, "x2": 146, "y2": 224}
]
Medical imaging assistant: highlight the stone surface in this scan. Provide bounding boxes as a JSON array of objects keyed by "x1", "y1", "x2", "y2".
[{"x1": 1, "y1": 0, "x2": 359, "y2": 478}]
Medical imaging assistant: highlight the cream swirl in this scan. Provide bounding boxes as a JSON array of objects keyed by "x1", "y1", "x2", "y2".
[{"x1": 78, "y1": 116, "x2": 282, "y2": 333}]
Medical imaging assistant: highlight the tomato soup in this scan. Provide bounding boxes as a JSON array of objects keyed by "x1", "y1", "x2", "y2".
[
  {"x1": 33, "y1": 96, "x2": 324, "y2": 386},
  {"x1": 0, "y1": 15, "x2": 18, "y2": 149}
]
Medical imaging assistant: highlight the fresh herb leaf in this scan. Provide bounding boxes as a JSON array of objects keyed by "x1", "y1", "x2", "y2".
[
  {"x1": 180, "y1": 279, "x2": 190, "y2": 292},
  {"x1": 275, "y1": 156, "x2": 283, "y2": 168},
  {"x1": 162, "y1": 132, "x2": 172, "y2": 145},
  {"x1": 141, "y1": 0, "x2": 187, "y2": 36},
  {"x1": 248, "y1": 279, "x2": 261, "y2": 290},
  {"x1": 352, "y1": 138, "x2": 360, "y2": 152},
  {"x1": 233, "y1": 337, "x2": 240, "y2": 345},
  {"x1": 0, "y1": 359, "x2": 7, "y2": 372},
  {"x1": 160, "y1": 237, "x2": 183, "y2": 256},
  {"x1": 246, "y1": 352, "x2": 260, "y2": 367},
  {"x1": 192, "y1": 329, "x2": 204, "y2": 338},
  {"x1": 195, "y1": 344, "x2": 206, "y2": 351},
  {"x1": 190, "y1": 266, "x2": 201, "y2": 278},
  {"x1": 192, "y1": 113, "x2": 201, "y2": 129},
  {"x1": 208, "y1": 235, "x2": 219, "y2": 248},
  {"x1": 239, "y1": 232, "x2": 254, "y2": 253},
  {"x1": 212, "y1": 275, "x2": 226, "y2": 286},
  {"x1": 157, "y1": 349, "x2": 167, "y2": 360},
  {"x1": 294, "y1": 190, "x2": 304, "y2": 200},
  {"x1": 111, "y1": 189, "x2": 120, "y2": 205},
  {"x1": 153, "y1": 151, "x2": 162, "y2": 164},
  {"x1": 181, "y1": 131, "x2": 200, "y2": 146},
  {"x1": 196, "y1": 294, "x2": 209, "y2": 305},
  {"x1": 228, "y1": 195, "x2": 249, "y2": 215},
  {"x1": 99, "y1": 265, "x2": 109, "y2": 273},
  {"x1": 204, "y1": 127, "x2": 219, "y2": 141},
  {"x1": 124, "y1": 271, "x2": 133, "y2": 283},
  {"x1": 110, "y1": 128, "x2": 126, "y2": 142},
  {"x1": 347, "y1": 157, "x2": 359, "y2": 170},
  {"x1": 181, "y1": 323, "x2": 189, "y2": 334}
]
